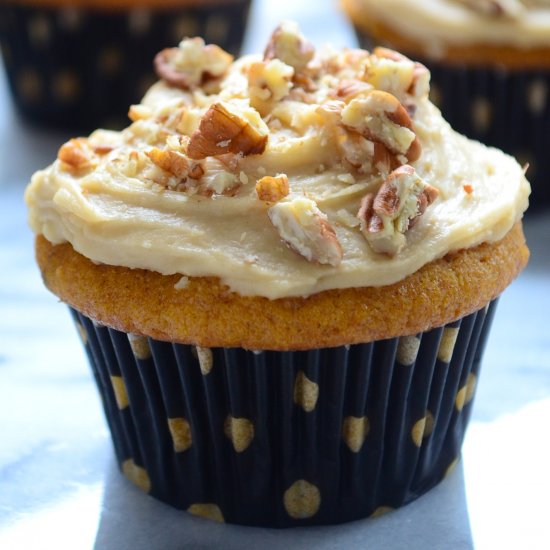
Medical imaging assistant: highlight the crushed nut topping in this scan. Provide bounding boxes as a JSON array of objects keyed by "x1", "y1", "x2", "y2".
[
  {"x1": 268, "y1": 197, "x2": 343, "y2": 266},
  {"x1": 357, "y1": 165, "x2": 439, "y2": 256},
  {"x1": 187, "y1": 102, "x2": 269, "y2": 160},
  {"x1": 264, "y1": 21, "x2": 315, "y2": 73},
  {"x1": 57, "y1": 138, "x2": 95, "y2": 171},
  {"x1": 256, "y1": 174, "x2": 290, "y2": 202},
  {"x1": 341, "y1": 91, "x2": 422, "y2": 166},
  {"x1": 248, "y1": 59, "x2": 295, "y2": 111},
  {"x1": 145, "y1": 148, "x2": 190, "y2": 179},
  {"x1": 154, "y1": 37, "x2": 233, "y2": 90}
]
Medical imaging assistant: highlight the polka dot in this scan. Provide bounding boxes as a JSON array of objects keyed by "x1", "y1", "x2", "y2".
[
  {"x1": 370, "y1": 506, "x2": 393, "y2": 518},
  {"x1": 98, "y1": 47, "x2": 123, "y2": 76},
  {"x1": 455, "y1": 373, "x2": 477, "y2": 411},
  {"x1": 172, "y1": 17, "x2": 199, "y2": 43},
  {"x1": 16, "y1": 68, "x2": 43, "y2": 103},
  {"x1": 293, "y1": 371, "x2": 319, "y2": 412},
  {"x1": 27, "y1": 15, "x2": 51, "y2": 49},
  {"x1": 187, "y1": 503, "x2": 224, "y2": 523},
  {"x1": 445, "y1": 457, "x2": 459, "y2": 478},
  {"x1": 51, "y1": 71, "x2": 80, "y2": 103},
  {"x1": 196, "y1": 346, "x2": 213, "y2": 375},
  {"x1": 167, "y1": 417, "x2": 192, "y2": 452},
  {"x1": 122, "y1": 458, "x2": 151, "y2": 493},
  {"x1": 205, "y1": 16, "x2": 230, "y2": 45},
  {"x1": 224, "y1": 415, "x2": 254, "y2": 452},
  {"x1": 342, "y1": 416, "x2": 370, "y2": 452},
  {"x1": 110, "y1": 375, "x2": 129, "y2": 409},
  {"x1": 396, "y1": 335, "x2": 421, "y2": 365},
  {"x1": 58, "y1": 8, "x2": 82, "y2": 32},
  {"x1": 283, "y1": 480, "x2": 321, "y2": 520},
  {"x1": 471, "y1": 97, "x2": 493, "y2": 134},
  {"x1": 75, "y1": 321, "x2": 88, "y2": 345},
  {"x1": 128, "y1": 334, "x2": 151, "y2": 360},
  {"x1": 527, "y1": 79, "x2": 547, "y2": 115},
  {"x1": 127, "y1": 8, "x2": 151, "y2": 36},
  {"x1": 437, "y1": 327, "x2": 459, "y2": 363},
  {"x1": 411, "y1": 411, "x2": 435, "y2": 447}
]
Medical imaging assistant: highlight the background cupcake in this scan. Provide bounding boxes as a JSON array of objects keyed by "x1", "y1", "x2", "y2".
[
  {"x1": 341, "y1": 0, "x2": 550, "y2": 208},
  {"x1": 0, "y1": 0, "x2": 252, "y2": 131},
  {"x1": 25, "y1": 23, "x2": 530, "y2": 526}
]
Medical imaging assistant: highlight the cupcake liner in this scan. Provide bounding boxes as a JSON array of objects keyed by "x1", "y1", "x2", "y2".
[
  {"x1": 352, "y1": 29, "x2": 549, "y2": 207},
  {"x1": 0, "y1": 1, "x2": 251, "y2": 131},
  {"x1": 69, "y1": 300, "x2": 497, "y2": 527}
]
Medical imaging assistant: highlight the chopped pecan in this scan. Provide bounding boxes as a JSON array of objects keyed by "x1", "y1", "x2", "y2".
[
  {"x1": 370, "y1": 47, "x2": 430, "y2": 101},
  {"x1": 357, "y1": 165, "x2": 439, "y2": 256},
  {"x1": 335, "y1": 79, "x2": 373, "y2": 102},
  {"x1": 268, "y1": 197, "x2": 343, "y2": 266},
  {"x1": 341, "y1": 91, "x2": 421, "y2": 163},
  {"x1": 256, "y1": 174, "x2": 289, "y2": 202},
  {"x1": 154, "y1": 37, "x2": 233, "y2": 90},
  {"x1": 248, "y1": 59, "x2": 294, "y2": 107},
  {"x1": 187, "y1": 102, "x2": 268, "y2": 160},
  {"x1": 264, "y1": 21, "x2": 315, "y2": 73},
  {"x1": 145, "y1": 148, "x2": 189, "y2": 179},
  {"x1": 128, "y1": 104, "x2": 153, "y2": 122},
  {"x1": 57, "y1": 138, "x2": 94, "y2": 171}
]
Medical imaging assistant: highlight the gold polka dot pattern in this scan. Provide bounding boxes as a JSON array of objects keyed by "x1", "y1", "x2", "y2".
[
  {"x1": 437, "y1": 327, "x2": 459, "y2": 363},
  {"x1": 196, "y1": 346, "x2": 213, "y2": 375},
  {"x1": 370, "y1": 506, "x2": 393, "y2": 518},
  {"x1": 283, "y1": 480, "x2": 321, "y2": 520},
  {"x1": 411, "y1": 411, "x2": 435, "y2": 447},
  {"x1": 445, "y1": 457, "x2": 459, "y2": 478},
  {"x1": 293, "y1": 371, "x2": 319, "y2": 412},
  {"x1": 455, "y1": 373, "x2": 477, "y2": 412},
  {"x1": 187, "y1": 503, "x2": 225, "y2": 523},
  {"x1": 396, "y1": 335, "x2": 421, "y2": 365},
  {"x1": 128, "y1": 334, "x2": 151, "y2": 360},
  {"x1": 342, "y1": 416, "x2": 370, "y2": 453},
  {"x1": 224, "y1": 415, "x2": 254, "y2": 452},
  {"x1": 110, "y1": 375, "x2": 129, "y2": 409},
  {"x1": 168, "y1": 417, "x2": 192, "y2": 452},
  {"x1": 122, "y1": 459, "x2": 151, "y2": 493}
]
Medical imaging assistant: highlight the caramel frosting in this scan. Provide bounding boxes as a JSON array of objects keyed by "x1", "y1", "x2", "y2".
[
  {"x1": 351, "y1": 0, "x2": 550, "y2": 55},
  {"x1": 25, "y1": 23, "x2": 530, "y2": 299}
]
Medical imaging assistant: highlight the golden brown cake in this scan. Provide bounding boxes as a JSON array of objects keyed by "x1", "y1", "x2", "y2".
[{"x1": 25, "y1": 22, "x2": 530, "y2": 526}]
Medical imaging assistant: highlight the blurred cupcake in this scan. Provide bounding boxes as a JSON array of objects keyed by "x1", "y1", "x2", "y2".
[
  {"x1": 0, "y1": 0, "x2": 251, "y2": 131},
  {"x1": 341, "y1": 0, "x2": 550, "y2": 207},
  {"x1": 25, "y1": 23, "x2": 529, "y2": 526}
]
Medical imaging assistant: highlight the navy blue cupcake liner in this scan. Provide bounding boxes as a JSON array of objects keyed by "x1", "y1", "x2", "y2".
[
  {"x1": 69, "y1": 299, "x2": 497, "y2": 527},
  {"x1": 352, "y1": 29, "x2": 549, "y2": 208},
  {"x1": 0, "y1": 1, "x2": 251, "y2": 131}
]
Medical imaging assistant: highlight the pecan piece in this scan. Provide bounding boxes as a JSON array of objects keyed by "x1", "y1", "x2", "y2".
[
  {"x1": 145, "y1": 148, "x2": 189, "y2": 179},
  {"x1": 57, "y1": 138, "x2": 94, "y2": 171},
  {"x1": 187, "y1": 102, "x2": 268, "y2": 160},
  {"x1": 357, "y1": 165, "x2": 439, "y2": 256},
  {"x1": 268, "y1": 197, "x2": 343, "y2": 266},
  {"x1": 256, "y1": 174, "x2": 289, "y2": 202},
  {"x1": 341, "y1": 91, "x2": 421, "y2": 163},
  {"x1": 154, "y1": 37, "x2": 233, "y2": 90},
  {"x1": 264, "y1": 21, "x2": 315, "y2": 73},
  {"x1": 248, "y1": 59, "x2": 294, "y2": 104}
]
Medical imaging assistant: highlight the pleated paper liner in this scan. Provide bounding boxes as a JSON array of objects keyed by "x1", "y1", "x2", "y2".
[
  {"x1": 69, "y1": 299, "x2": 497, "y2": 527},
  {"x1": 351, "y1": 29, "x2": 549, "y2": 208},
  {"x1": 0, "y1": 1, "x2": 251, "y2": 131}
]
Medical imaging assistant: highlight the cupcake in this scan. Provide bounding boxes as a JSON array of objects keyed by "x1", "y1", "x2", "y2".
[
  {"x1": 25, "y1": 22, "x2": 530, "y2": 527},
  {"x1": 341, "y1": 0, "x2": 550, "y2": 207},
  {"x1": 0, "y1": 0, "x2": 251, "y2": 131}
]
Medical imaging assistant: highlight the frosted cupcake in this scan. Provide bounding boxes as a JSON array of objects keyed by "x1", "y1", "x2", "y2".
[
  {"x1": 341, "y1": 0, "x2": 550, "y2": 207},
  {"x1": 0, "y1": 0, "x2": 251, "y2": 130},
  {"x1": 25, "y1": 22, "x2": 529, "y2": 526}
]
